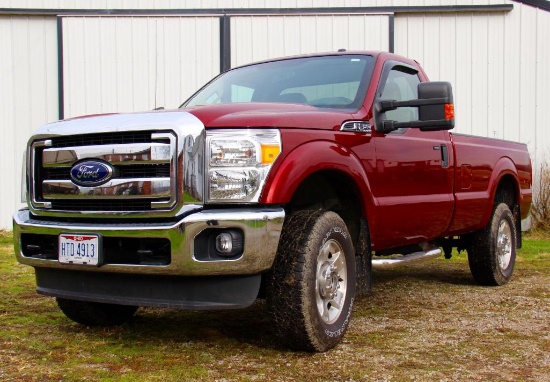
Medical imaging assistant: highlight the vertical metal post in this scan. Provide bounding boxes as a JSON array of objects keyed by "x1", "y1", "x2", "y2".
[
  {"x1": 57, "y1": 16, "x2": 64, "y2": 120},
  {"x1": 388, "y1": 14, "x2": 395, "y2": 53},
  {"x1": 219, "y1": 15, "x2": 231, "y2": 73}
]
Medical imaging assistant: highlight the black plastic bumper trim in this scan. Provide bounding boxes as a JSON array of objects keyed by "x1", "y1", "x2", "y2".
[{"x1": 35, "y1": 267, "x2": 261, "y2": 310}]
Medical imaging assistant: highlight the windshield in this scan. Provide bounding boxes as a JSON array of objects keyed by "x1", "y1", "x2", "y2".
[{"x1": 183, "y1": 55, "x2": 375, "y2": 110}]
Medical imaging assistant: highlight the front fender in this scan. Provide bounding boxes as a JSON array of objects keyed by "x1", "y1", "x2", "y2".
[{"x1": 260, "y1": 140, "x2": 376, "y2": 219}]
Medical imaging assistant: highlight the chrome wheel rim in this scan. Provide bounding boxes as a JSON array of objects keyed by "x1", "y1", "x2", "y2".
[
  {"x1": 316, "y1": 239, "x2": 347, "y2": 324},
  {"x1": 497, "y1": 219, "x2": 513, "y2": 270}
]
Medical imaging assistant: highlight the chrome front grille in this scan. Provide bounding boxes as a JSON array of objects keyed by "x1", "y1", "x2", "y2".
[{"x1": 29, "y1": 130, "x2": 178, "y2": 214}]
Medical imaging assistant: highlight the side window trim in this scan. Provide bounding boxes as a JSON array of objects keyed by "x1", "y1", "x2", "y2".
[
  {"x1": 376, "y1": 60, "x2": 419, "y2": 99},
  {"x1": 375, "y1": 61, "x2": 420, "y2": 134}
]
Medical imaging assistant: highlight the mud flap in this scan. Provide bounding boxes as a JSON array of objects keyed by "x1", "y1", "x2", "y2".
[{"x1": 355, "y1": 217, "x2": 372, "y2": 294}]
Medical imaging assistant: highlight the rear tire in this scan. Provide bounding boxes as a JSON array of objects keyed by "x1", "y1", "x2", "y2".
[
  {"x1": 56, "y1": 298, "x2": 138, "y2": 326},
  {"x1": 467, "y1": 203, "x2": 517, "y2": 286},
  {"x1": 267, "y1": 210, "x2": 356, "y2": 352}
]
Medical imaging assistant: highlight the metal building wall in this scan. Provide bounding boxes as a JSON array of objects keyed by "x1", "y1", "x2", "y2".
[
  {"x1": 62, "y1": 16, "x2": 220, "y2": 118},
  {"x1": 394, "y1": 3, "x2": 550, "y2": 177},
  {"x1": 230, "y1": 14, "x2": 389, "y2": 67},
  {"x1": 0, "y1": 1, "x2": 549, "y2": 229},
  {"x1": 0, "y1": 16, "x2": 58, "y2": 230}
]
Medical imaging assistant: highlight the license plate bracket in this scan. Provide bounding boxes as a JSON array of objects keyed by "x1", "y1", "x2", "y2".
[{"x1": 58, "y1": 233, "x2": 102, "y2": 266}]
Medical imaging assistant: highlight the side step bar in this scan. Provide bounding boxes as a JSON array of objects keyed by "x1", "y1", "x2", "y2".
[{"x1": 372, "y1": 247, "x2": 442, "y2": 269}]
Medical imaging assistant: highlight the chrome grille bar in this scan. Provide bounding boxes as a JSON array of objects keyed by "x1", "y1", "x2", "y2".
[
  {"x1": 42, "y1": 143, "x2": 172, "y2": 167},
  {"x1": 42, "y1": 179, "x2": 171, "y2": 199}
]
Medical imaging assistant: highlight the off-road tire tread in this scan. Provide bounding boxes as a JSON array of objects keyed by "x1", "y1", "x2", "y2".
[{"x1": 267, "y1": 209, "x2": 355, "y2": 352}]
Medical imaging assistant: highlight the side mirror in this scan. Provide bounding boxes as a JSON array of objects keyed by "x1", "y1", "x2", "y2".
[{"x1": 373, "y1": 81, "x2": 455, "y2": 133}]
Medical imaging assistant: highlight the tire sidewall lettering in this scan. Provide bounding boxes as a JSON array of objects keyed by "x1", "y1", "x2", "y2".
[
  {"x1": 317, "y1": 221, "x2": 354, "y2": 341},
  {"x1": 324, "y1": 297, "x2": 354, "y2": 338},
  {"x1": 322, "y1": 226, "x2": 349, "y2": 247}
]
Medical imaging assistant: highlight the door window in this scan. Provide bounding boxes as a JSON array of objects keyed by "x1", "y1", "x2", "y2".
[{"x1": 379, "y1": 68, "x2": 420, "y2": 124}]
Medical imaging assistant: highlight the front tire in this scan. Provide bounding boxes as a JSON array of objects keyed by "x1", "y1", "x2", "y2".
[
  {"x1": 267, "y1": 210, "x2": 356, "y2": 352},
  {"x1": 467, "y1": 203, "x2": 517, "y2": 286},
  {"x1": 56, "y1": 298, "x2": 138, "y2": 326}
]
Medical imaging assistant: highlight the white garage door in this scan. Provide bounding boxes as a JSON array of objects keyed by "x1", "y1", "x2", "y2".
[
  {"x1": 0, "y1": 16, "x2": 58, "y2": 229},
  {"x1": 61, "y1": 16, "x2": 221, "y2": 118}
]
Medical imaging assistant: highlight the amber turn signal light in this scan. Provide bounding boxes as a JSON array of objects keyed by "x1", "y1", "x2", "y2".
[{"x1": 445, "y1": 104, "x2": 455, "y2": 120}]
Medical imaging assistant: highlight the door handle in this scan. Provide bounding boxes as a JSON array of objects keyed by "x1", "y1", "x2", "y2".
[{"x1": 433, "y1": 145, "x2": 449, "y2": 168}]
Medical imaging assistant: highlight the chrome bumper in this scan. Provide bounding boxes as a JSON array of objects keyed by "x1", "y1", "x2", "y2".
[{"x1": 13, "y1": 207, "x2": 285, "y2": 276}]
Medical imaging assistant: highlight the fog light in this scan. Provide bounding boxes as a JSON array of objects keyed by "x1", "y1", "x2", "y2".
[
  {"x1": 194, "y1": 228, "x2": 244, "y2": 261},
  {"x1": 216, "y1": 233, "x2": 233, "y2": 253}
]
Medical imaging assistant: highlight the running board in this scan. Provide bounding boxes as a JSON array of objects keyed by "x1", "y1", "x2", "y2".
[{"x1": 372, "y1": 247, "x2": 442, "y2": 269}]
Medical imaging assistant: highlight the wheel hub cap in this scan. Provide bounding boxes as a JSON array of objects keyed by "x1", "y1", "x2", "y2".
[
  {"x1": 316, "y1": 239, "x2": 347, "y2": 324},
  {"x1": 496, "y1": 219, "x2": 512, "y2": 270}
]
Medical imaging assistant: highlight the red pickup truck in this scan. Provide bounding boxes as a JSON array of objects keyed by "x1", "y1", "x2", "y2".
[{"x1": 13, "y1": 51, "x2": 532, "y2": 352}]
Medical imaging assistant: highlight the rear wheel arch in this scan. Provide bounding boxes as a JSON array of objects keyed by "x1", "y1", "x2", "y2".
[
  {"x1": 494, "y1": 174, "x2": 519, "y2": 209},
  {"x1": 465, "y1": 166, "x2": 522, "y2": 285},
  {"x1": 479, "y1": 158, "x2": 522, "y2": 230}
]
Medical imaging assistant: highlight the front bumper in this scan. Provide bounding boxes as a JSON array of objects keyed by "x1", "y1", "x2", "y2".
[
  {"x1": 35, "y1": 267, "x2": 263, "y2": 309},
  {"x1": 13, "y1": 207, "x2": 285, "y2": 277}
]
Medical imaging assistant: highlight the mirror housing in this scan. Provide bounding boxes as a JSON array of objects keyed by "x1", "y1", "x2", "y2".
[{"x1": 373, "y1": 81, "x2": 455, "y2": 134}]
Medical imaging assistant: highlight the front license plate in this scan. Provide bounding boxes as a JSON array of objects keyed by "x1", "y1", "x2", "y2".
[{"x1": 59, "y1": 233, "x2": 102, "y2": 266}]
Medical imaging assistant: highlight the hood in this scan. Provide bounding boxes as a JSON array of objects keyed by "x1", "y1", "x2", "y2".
[
  {"x1": 30, "y1": 109, "x2": 205, "y2": 141},
  {"x1": 185, "y1": 103, "x2": 354, "y2": 130},
  {"x1": 31, "y1": 102, "x2": 353, "y2": 140}
]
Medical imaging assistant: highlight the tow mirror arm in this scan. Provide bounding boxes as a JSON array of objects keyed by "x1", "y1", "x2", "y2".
[{"x1": 373, "y1": 81, "x2": 455, "y2": 133}]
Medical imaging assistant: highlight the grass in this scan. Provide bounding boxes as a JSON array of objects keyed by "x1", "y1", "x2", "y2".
[{"x1": 1, "y1": 230, "x2": 549, "y2": 381}]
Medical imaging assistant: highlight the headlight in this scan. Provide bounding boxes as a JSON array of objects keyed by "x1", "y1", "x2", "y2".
[{"x1": 206, "y1": 129, "x2": 281, "y2": 203}]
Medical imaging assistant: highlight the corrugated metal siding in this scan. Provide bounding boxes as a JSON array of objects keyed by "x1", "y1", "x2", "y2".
[
  {"x1": 535, "y1": 6, "x2": 550, "y2": 179},
  {"x1": 0, "y1": 16, "x2": 57, "y2": 230},
  {"x1": 62, "y1": 16, "x2": 220, "y2": 118},
  {"x1": 1, "y1": 2, "x2": 549, "y2": 229},
  {"x1": 394, "y1": 3, "x2": 550, "y2": 175},
  {"x1": 230, "y1": 14, "x2": 389, "y2": 67}
]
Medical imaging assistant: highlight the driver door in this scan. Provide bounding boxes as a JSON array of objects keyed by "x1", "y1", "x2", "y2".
[{"x1": 371, "y1": 62, "x2": 454, "y2": 249}]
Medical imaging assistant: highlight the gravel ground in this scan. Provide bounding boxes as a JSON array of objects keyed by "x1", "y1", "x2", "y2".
[
  {"x1": 345, "y1": 260, "x2": 550, "y2": 381},
  {"x1": 1, "y1": 233, "x2": 549, "y2": 381}
]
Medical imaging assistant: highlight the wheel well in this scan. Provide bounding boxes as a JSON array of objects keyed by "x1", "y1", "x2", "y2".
[
  {"x1": 493, "y1": 174, "x2": 522, "y2": 248},
  {"x1": 288, "y1": 171, "x2": 363, "y2": 243},
  {"x1": 494, "y1": 175, "x2": 518, "y2": 209}
]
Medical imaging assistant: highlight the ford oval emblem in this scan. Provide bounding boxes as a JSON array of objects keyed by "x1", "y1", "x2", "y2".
[{"x1": 70, "y1": 160, "x2": 114, "y2": 187}]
